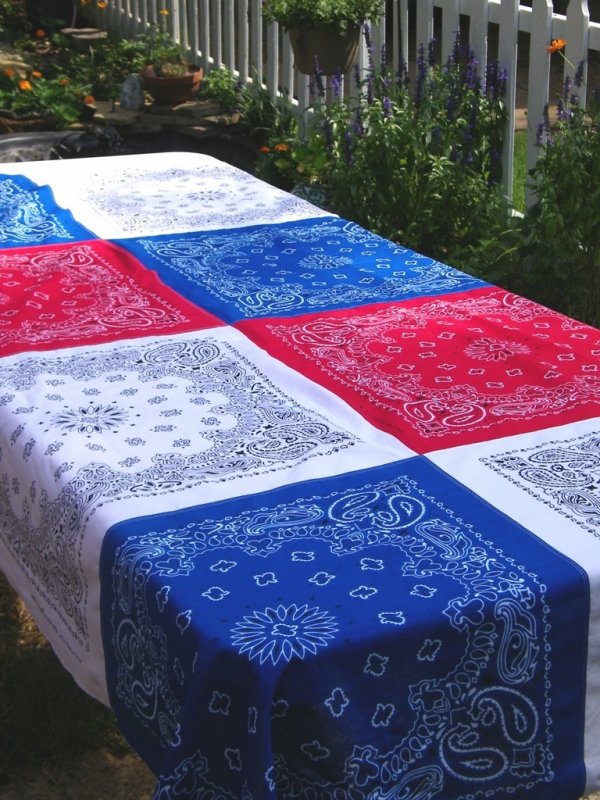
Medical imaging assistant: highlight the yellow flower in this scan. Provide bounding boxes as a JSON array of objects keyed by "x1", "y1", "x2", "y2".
[
  {"x1": 80, "y1": 0, "x2": 91, "y2": 5},
  {"x1": 159, "y1": 8, "x2": 169, "y2": 15},
  {"x1": 546, "y1": 38, "x2": 566, "y2": 54},
  {"x1": 18, "y1": 80, "x2": 32, "y2": 91}
]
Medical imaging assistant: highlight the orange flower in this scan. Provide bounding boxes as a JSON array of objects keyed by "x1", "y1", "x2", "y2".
[
  {"x1": 97, "y1": 0, "x2": 108, "y2": 7},
  {"x1": 547, "y1": 38, "x2": 566, "y2": 54},
  {"x1": 259, "y1": 146, "x2": 271, "y2": 154},
  {"x1": 59, "y1": 78, "x2": 70, "y2": 86},
  {"x1": 18, "y1": 80, "x2": 32, "y2": 91},
  {"x1": 35, "y1": 28, "x2": 45, "y2": 38},
  {"x1": 31, "y1": 70, "x2": 42, "y2": 78},
  {"x1": 83, "y1": 94, "x2": 96, "y2": 105},
  {"x1": 3, "y1": 67, "x2": 15, "y2": 78},
  {"x1": 274, "y1": 142, "x2": 289, "y2": 152}
]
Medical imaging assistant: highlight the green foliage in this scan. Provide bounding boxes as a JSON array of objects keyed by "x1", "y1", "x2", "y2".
[
  {"x1": 202, "y1": 65, "x2": 298, "y2": 142},
  {"x1": 514, "y1": 81, "x2": 600, "y2": 326},
  {"x1": 262, "y1": 0, "x2": 385, "y2": 33},
  {"x1": 238, "y1": 80, "x2": 298, "y2": 140},
  {"x1": 140, "y1": 25, "x2": 187, "y2": 73},
  {"x1": 0, "y1": 65, "x2": 92, "y2": 127},
  {"x1": 202, "y1": 66, "x2": 241, "y2": 112},
  {"x1": 0, "y1": 0, "x2": 30, "y2": 44},
  {"x1": 90, "y1": 33, "x2": 151, "y2": 100}
]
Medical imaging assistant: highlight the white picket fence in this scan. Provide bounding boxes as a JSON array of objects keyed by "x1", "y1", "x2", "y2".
[{"x1": 95, "y1": 0, "x2": 600, "y2": 202}]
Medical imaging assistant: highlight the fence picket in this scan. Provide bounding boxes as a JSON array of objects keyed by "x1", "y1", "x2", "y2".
[
  {"x1": 438, "y1": 0, "x2": 461, "y2": 64},
  {"x1": 565, "y1": 0, "x2": 591, "y2": 105},
  {"x1": 498, "y1": 0, "x2": 520, "y2": 201},
  {"x1": 416, "y1": 0, "x2": 435, "y2": 62},
  {"x1": 527, "y1": 0, "x2": 554, "y2": 204},
  {"x1": 468, "y1": 0, "x2": 490, "y2": 78}
]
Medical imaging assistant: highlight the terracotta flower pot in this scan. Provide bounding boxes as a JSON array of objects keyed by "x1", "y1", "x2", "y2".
[
  {"x1": 288, "y1": 25, "x2": 361, "y2": 75},
  {"x1": 141, "y1": 65, "x2": 203, "y2": 105}
]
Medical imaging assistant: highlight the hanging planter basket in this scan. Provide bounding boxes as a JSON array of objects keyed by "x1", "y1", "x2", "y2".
[
  {"x1": 288, "y1": 25, "x2": 361, "y2": 75},
  {"x1": 0, "y1": 109, "x2": 56, "y2": 134},
  {"x1": 141, "y1": 65, "x2": 203, "y2": 106}
]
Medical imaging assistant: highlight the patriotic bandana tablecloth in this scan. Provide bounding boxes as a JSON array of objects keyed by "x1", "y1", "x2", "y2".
[{"x1": 0, "y1": 152, "x2": 599, "y2": 800}]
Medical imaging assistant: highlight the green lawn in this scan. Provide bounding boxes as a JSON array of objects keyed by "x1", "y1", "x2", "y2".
[{"x1": 512, "y1": 129, "x2": 527, "y2": 213}]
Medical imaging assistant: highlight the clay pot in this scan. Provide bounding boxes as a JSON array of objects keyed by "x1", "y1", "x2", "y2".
[
  {"x1": 288, "y1": 25, "x2": 361, "y2": 75},
  {"x1": 141, "y1": 65, "x2": 203, "y2": 105}
]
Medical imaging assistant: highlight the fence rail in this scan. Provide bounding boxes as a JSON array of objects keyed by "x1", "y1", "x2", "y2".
[{"x1": 96, "y1": 0, "x2": 599, "y2": 203}]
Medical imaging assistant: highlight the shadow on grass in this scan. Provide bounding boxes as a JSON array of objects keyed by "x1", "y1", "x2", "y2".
[{"x1": 0, "y1": 572, "x2": 130, "y2": 787}]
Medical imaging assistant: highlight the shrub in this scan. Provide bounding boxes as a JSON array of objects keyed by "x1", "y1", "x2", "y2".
[{"x1": 515, "y1": 69, "x2": 600, "y2": 326}]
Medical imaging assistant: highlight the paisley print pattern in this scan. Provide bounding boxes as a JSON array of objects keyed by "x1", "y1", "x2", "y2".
[
  {"x1": 116, "y1": 218, "x2": 487, "y2": 321},
  {"x1": 483, "y1": 431, "x2": 600, "y2": 536}
]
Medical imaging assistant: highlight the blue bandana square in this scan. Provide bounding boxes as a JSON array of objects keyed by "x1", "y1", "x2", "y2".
[
  {"x1": 100, "y1": 457, "x2": 587, "y2": 800},
  {"x1": 114, "y1": 217, "x2": 488, "y2": 322}
]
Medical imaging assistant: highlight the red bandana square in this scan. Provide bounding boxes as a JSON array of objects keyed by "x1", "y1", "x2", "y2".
[
  {"x1": 0, "y1": 240, "x2": 222, "y2": 357},
  {"x1": 238, "y1": 288, "x2": 600, "y2": 451}
]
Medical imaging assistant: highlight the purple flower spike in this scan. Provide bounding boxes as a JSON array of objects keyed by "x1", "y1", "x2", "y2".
[
  {"x1": 543, "y1": 102, "x2": 550, "y2": 132},
  {"x1": 353, "y1": 107, "x2": 365, "y2": 137},
  {"x1": 562, "y1": 74, "x2": 572, "y2": 104},
  {"x1": 331, "y1": 69, "x2": 342, "y2": 102},
  {"x1": 535, "y1": 121, "x2": 545, "y2": 146},
  {"x1": 415, "y1": 44, "x2": 427, "y2": 108},
  {"x1": 428, "y1": 37, "x2": 437, "y2": 67},
  {"x1": 363, "y1": 23, "x2": 373, "y2": 56},
  {"x1": 312, "y1": 59, "x2": 326, "y2": 99}
]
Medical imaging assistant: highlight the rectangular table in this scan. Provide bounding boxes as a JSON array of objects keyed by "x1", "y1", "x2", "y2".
[{"x1": 0, "y1": 151, "x2": 599, "y2": 800}]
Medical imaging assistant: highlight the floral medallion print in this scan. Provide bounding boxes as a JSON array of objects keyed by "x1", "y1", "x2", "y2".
[{"x1": 230, "y1": 603, "x2": 338, "y2": 665}]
